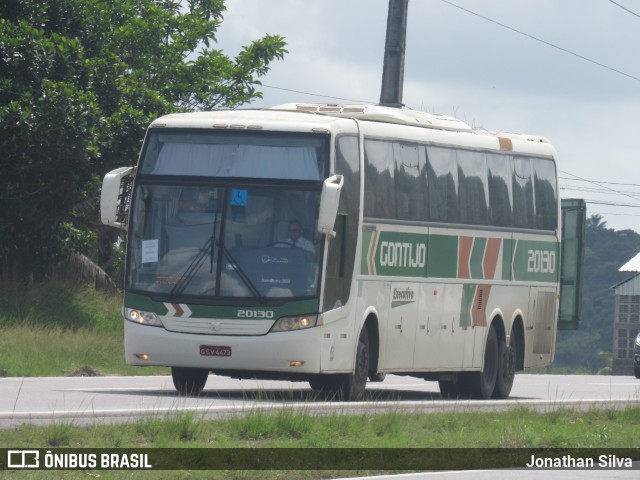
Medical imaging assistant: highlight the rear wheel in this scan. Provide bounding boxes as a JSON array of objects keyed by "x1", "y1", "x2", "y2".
[
  {"x1": 171, "y1": 367, "x2": 209, "y2": 395},
  {"x1": 438, "y1": 379, "x2": 461, "y2": 399},
  {"x1": 493, "y1": 333, "x2": 516, "y2": 399},
  {"x1": 634, "y1": 365, "x2": 640, "y2": 379},
  {"x1": 466, "y1": 325, "x2": 499, "y2": 399}
]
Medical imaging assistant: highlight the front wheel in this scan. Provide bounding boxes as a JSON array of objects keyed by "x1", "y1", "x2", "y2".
[
  {"x1": 335, "y1": 327, "x2": 370, "y2": 401},
  {"x1": 172, "y1": 367, "x2": 209, "y2": 395}
]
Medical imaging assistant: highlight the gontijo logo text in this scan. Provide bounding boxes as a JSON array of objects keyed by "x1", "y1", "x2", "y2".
[
  {"x1": 380, "y1": 241, "x2": 427, "y2": 268},
  {"x1": 365, "y1": 231, "x2": 429, "y2": 277}
]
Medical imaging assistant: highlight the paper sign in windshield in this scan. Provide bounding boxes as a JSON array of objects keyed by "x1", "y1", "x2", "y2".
[{"x1": 142, "y1": 239, "x2": 159, "y2": 263}]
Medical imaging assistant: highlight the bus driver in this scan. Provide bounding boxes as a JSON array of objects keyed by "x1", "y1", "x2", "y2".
[{"x1": 282, "y1": 220, "x2": 315, "y2": 257}]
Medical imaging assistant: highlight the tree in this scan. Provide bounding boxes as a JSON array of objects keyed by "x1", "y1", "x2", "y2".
[{"x1": 0, "y1": 0, "x2": 287, "y2": 280}]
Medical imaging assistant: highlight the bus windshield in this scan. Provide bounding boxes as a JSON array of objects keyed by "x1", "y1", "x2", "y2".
[
  {"x1": 128, "y1": 185, "x2": 322, "y2": 301},
  {"x1": 127, "y1": 130, "x2": 329, "y2": 302}
]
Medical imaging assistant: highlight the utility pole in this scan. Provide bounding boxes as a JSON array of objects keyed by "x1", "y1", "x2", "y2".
[{"x1": 379, "y1": 0, "x2": 409, "y2": 108}]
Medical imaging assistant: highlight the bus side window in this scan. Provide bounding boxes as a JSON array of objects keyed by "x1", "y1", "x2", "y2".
[
  {"x1": 533, "y1": 158, "x2": 558, "y2": 230},
  {"x1": 487, "y1": 154, "x2": 514, "y2": 227},
  {"x1": 457, "y1": 150, "x2": 488, "y2": 225},
  {"x1": 513, "y1": 157, "x2": 535, "y2": 229},
  {"x1": 427, "y1": 146, "x2": 459, "y2": 223}
]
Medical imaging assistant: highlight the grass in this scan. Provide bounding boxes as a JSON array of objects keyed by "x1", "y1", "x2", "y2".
[
  {"x1": 0, "y1": 280, "x2": 166, "y2": 377},
  {"x1": 1, "y1": 407, "x2": 640, "y2": 478}
]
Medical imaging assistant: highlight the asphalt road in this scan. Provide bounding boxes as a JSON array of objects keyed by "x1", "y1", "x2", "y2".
[
  {"x1": 1, "y1": 373, "x2": 639, "y2": 478},
  {"x1": 1, "y1": 373, "x2": 639, "y2": 428}
]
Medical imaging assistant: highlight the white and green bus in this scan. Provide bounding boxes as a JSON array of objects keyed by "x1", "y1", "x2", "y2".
[{"x1": 101, "y1": 103, "x2": 585, "y2": 400}]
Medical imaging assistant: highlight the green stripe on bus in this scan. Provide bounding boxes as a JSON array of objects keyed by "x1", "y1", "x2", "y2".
[
  {"x1": 512, "y1": 240, "x2": 559, "y2": 282},
  {"x1": 460, "y1": 284, "x2": 476, "y2": 328},
  {"x1": 502, "y1": 239, "x2": 514, "y2": 281},
  {"x1": 470, "y1": 237, "x2": 486, "y2": 279},
  {"x1": 361, "y1": 228, "x2": 374, "y2": 275},
  {"x1": 427, "y1": 234, "x2": 458, "y2": 278}
]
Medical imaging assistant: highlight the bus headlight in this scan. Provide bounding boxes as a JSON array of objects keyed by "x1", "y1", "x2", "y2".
[
  {"x1": 270, "y1": 314, "x2": 319, "y2": 333},
  {"x1": 124, "y1": 308, "x2": 164, "y2": 328}
]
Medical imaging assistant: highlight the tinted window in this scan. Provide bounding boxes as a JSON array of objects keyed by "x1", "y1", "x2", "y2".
[
  {"x1": 533, "y1": 158, "x2": 558, "y2": 230},
  {"x1": 394, "y1": 142, "x2": 428, "y2": 221},
  {"x1": 427, "y1": 146, "x2": 459, "y2": 223},
  {"x1": 513, "y1": 157, "x2": 535, "y2": 228},
  {"x1": 487, "y1": 154, "x2": 514, "y2": 227},
  {"x1": 324, "y1": 135, "x2": 361, "y2": 310},
  {"x1": 457, "y1": 150, "x2": 489, "y2": 225},
  {"x1": 364, "y1": 140, "x2": 395, "y2": 218}
]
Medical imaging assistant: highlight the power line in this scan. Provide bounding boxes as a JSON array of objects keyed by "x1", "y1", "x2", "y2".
[
  {"x1": 609, "y1": 0, "x2": 640, "y2": 19},
  {"x1": 582, "y1": 199, "x2": 640, "y2": 208},
  {"x1": 261, "y1": 84, "x2": 374, "y2": 104},
  {"x1": 439, "y1": 0, "x2": 640, "y2": 83},
  {"x1": 559, "y1": 176, "x2": 640, "y2": 188},
  {"x1": 560, "y1": 169, "x2": 640, "y2": 204},
  {"x1": 561, "y1": 186, "x2": 640, "y2": 197}
]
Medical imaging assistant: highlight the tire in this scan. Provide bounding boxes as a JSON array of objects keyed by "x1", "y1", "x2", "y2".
[
  {"x1": 369, "y1": 372, "x2": 386, "y2": 382},
  {"x1": 335, "y1": 327, "x2": 370, "y2": 401},
  {"x1": 634, "y1": 365, "x2": 640, "y2": 379},
  {"x1": 309, "y1": 375, "x2": 340, "y2": 392},
  {"x1": 466, "y1": 325, "x2": 499, "y2": 399},
  {"x1": 438, "y1": 379, "x2": 460, "y2": 399},
  {"x1": 493, "y1": 334, "x2": 516, "y2": 399},
  {"x1": 171, "y1": 367, "x2": 209, "y2": 395}
]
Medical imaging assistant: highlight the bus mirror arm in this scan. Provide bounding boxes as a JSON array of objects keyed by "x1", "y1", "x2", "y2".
[{"x1": 317, "y1": 175, "x2": 344, "y2": 238}]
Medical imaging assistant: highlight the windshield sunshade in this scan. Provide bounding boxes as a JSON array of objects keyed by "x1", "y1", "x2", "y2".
[{"x1": 140, "y1": 131, "x2": 327, "y2": 181}]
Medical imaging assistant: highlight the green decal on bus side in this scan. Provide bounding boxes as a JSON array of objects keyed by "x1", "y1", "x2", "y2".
[
  {"x1": 502, "y1": 239, "x2": 514, "y2": 281},
  {"x1": 511, "y1": 240, "x2": 559, "y2": 282},
  {"x1": 460, "y1": 284, "x2": 476, "y2": 328},
  {"x1": 426, "y1": 235, "x2": 458, "y2": 278},
  {"x1": 470, "y1": 237, "x2": 487, "y2": 279},
  {"x1": 360, "y1": 229, "x2": 559, "y2": 283},
  {"x1": 391, "y1": 285, "x2": 417, "y2": 308}
]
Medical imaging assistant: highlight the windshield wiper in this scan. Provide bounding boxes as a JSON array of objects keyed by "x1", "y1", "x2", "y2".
[
  {"x1": 214, "y1": 237, "x2": 266, "y2": 305},
  {"x1": 168, "y1": 236, "x2": 214, "y2": 300},
  {"x1": 168, "y1": 234, "x2": 265, "y2": 304}
]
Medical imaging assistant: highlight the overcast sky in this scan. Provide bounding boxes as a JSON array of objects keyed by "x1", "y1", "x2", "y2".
[{"x1": 216, "y1": 0, "x2": 640, "y2": 233}]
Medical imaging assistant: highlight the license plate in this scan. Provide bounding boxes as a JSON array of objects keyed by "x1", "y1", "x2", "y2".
[{"x1": 200, "y1": 345, "x2": 232, "y2": 357}]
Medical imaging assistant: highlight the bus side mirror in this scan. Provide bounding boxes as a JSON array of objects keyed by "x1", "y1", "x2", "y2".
[
  {"x1": 101, "y1": 166, "x2": 136, "y2": 230},
  {"x1": 317, "y1": 175, "x2": 344, "y2": 238}
]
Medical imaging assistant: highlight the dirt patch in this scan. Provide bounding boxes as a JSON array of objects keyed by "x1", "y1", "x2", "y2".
[{"x1": 66, "y1": 365, "x2": 103, "y2": 377}]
